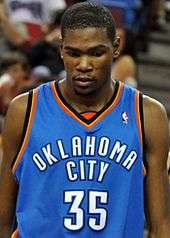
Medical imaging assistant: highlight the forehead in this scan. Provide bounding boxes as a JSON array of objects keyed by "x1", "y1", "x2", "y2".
[{"x1": 62, "y1": 27, "x2": 112, "y2": 49}]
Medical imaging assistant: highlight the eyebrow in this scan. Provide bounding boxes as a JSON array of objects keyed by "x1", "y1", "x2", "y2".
[{"x1": 64, "y1": 45, "x2": 109, "y2": 51}]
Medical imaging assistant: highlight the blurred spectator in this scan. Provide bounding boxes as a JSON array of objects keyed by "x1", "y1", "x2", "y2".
[
  {"x1": 149, "y1": 0, "x2": 167, "y2": 31},
  {"x1": 89, "y1": 1, "x2": 138, "y2": 87},
  {"x1": 31, "y1": 65, "x2": 51, "y2": 82},
  {"x1": 91, "y1": 1, "x2": 143, "y2": 49},
  {"x1": 165, "y1": 0, "x2": 170, "y2": 20},
  {"x1": 4, "y1": 0, "x2": 66, "y2": 24},
  {"x1": 112, "y1": 27, "x2": 137, "y2": 88},
  {"x1": 112, "y1": 56, "x2": 137, "y2": 87},
  {"x1": 0, "y1": 0, "x2": 66, "y2": 48},
  {"x1": 157, "y1": 0, "x2": 167, "y2": 29},
  {"x1": 0, "y1": 51, "x2": 29, "y2": 115},
  {"x1": 26, "y1": 9, "x2": 65, "y2": 77},
  {"x1": 0, "y1": 2, "x2": 26, "y2": 47},
  {"x1": 133, "y1": 0, "x2": 152, "y2": 52},
  {"x1": 21, "y1": 65, "x2": 52, "y2": 92},
  {"x1": 91, "y1": 0, "x2": 142, "y2": 31}
]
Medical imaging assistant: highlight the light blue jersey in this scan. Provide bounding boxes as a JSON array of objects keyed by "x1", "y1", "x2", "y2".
[{"x1": 12, "y1": 80, "x2": 144, "y2": 238}]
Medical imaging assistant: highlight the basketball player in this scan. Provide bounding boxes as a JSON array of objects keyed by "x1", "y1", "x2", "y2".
[{"x1": 0, "y1": 2, "x2": 169, "y2": 238}]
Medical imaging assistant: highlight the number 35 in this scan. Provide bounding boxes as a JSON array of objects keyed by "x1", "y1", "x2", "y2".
[{"x1": 63, "y1": 190, "x2": 108, "y2": 231}]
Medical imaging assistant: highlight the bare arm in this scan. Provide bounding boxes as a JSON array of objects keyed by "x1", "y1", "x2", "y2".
[
  {"x1": 0, "y1": 3, "x2": 27, "y2": 46},
  {"x1": 143, "y1": 96, "x2": 170, "y2": 238},
  {"x1": 113, "y1": 55, "x2": 137, "y2": 83},
  {"x1": 0, "y1": 93, "x2": 28, "y2": 238}
]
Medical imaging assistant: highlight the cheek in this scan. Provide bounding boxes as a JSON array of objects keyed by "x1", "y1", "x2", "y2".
[
  {"x1": 95, "y1": 57, "x2": 112, "y2": 73},
  {"x1": 63, "y1": 54, "x2": 113, "y2": 73},
  {"x1": 63, "y1": 57, "x2": 76, "y2": 70},
  {"x1": 96, "y1": 53, "x2": 113, "y2": 66},
  {"x1": 63, "y1": 59, "x2": 76, "y2": 79}
]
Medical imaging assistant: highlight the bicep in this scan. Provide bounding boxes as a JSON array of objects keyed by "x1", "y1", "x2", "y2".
[
  {"x1": 0, "y1": 94, "x2": 28, "y2": 228},
  {"x1": 143, "y1": 96, "x2": 170, "y2": 226}
]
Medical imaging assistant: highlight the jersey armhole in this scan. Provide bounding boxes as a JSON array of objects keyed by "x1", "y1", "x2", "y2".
[
  {"x1": 12, "y1": 90, "x2": 37, "y2": 171},
  {"x1": 139, "y1": 92, "x2": 147, "y2": 170}
]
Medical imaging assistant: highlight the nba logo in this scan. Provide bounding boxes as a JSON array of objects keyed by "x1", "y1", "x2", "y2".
[{"x1": 122, "y1": 112, "x2": 128, "y2": 124}]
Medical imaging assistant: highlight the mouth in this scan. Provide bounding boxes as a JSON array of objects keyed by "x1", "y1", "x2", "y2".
[{"x1": 73, "y1": 76, "x2": 95, "y2": 87}]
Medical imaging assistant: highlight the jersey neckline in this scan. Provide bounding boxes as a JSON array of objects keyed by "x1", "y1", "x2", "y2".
[{"x1": 51, "y1": 80, "x2": 123, "y2": 129}]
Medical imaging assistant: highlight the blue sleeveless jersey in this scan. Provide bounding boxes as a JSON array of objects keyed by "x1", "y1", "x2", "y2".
[{"x1": 12, "y1": 80, "x2": 144, "y2": 238}]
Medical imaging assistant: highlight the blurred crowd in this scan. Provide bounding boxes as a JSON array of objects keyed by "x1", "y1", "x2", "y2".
[{"x1": 0, "y1": 0, "x2": 170, "y2": 169}]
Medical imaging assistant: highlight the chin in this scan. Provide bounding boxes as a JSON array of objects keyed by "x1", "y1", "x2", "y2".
[{"x1": 74, "y1": 87, "x2": 97, "y2": 96}]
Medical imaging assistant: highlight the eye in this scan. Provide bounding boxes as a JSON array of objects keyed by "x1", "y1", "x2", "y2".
[
  {"x1": 66, "y1": 50, "x2": 80, "y2": 57},
  {"x1": 90, "y1": 50, "x2": 104, "y2": 57}
]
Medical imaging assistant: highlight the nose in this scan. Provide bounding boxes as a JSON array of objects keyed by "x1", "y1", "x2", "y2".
[{"x1": 76, "y1": 55, "x2": 92, "y2": 72}]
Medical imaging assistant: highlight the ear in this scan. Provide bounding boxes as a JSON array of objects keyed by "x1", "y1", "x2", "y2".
[{"x1": 113, "y1": 36, "x2": 120, "y2": 60}]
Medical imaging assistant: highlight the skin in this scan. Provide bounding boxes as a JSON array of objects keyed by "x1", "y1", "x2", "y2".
[
  {"x1": 0, "y1": 63, "x2": 28, "y2": 115},
  {"x1": 59, "y1": 28, "x2": 120, "y2": 112},
  {"x1": 0, "y1": 2, "x2": 26, "y2": 46},
  {"x1": 143, "y1": 96, "x2": 170, "y2": 237},
  {"x1": 112, "y1": 54, "x2": 136, "y2": 83},
  {"x1": 6, "y1": 63, "x2": 27, "y2": 84},
  {"x1": 112, "y1": 28, "x2": 137, "y2": 86},
  {"x1": 0, "y1": 27, "x2": 169, "y2": 238},
  {"x1": 0, "y1": 94, "x2": 28, "y2": 237}
]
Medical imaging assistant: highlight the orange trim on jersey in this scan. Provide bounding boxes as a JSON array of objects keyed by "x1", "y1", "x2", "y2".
[
  {"x1": 142, "y1": 162, "x2": 147, "y2": 177},
  {"x1": 11, "y1": 228, "x2": 19, "y2": 238},
  {"x1": 12, "y1": 89, "x2": 38, "y2": 173},
  {"x1": 51, "y1": 81, "x2": 123, "y2": 129},
  {"x1": 81, "y1": 111, "x2": 97, "y2": 120},
  {"x1": 135, "y1": 91, "x2": 143, "y2": 149}
]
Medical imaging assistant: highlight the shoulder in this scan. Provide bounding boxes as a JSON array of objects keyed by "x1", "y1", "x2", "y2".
[
  {"x1": 143, "y1": 95, "x2": 167, "y2": 121},
  {"x1": 7, "y1": 92, "x2": 29, "y2": 120},
  {"x1": 2, "y1": 92, "x2": 30, "y2": 149},
  {"x1": 1, "y1": 92, "x2": 30, "y2": 168},
  {"x1": 142, "y1": 95, "x2": 169, "y2": 150}
]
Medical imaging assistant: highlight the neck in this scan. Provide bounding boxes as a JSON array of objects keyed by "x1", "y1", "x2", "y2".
[{"x1": 59, "y1": 79, "x2": 115, "y2": 113}]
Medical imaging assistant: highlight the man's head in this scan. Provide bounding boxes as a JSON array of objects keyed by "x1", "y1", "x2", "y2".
[
  {"x1": 0, "y1": 52, "x2": 29, "y2": 82},
  {"x1": 60, "y1": 2, "x2": 120, "y2": 96},
  {"x1": 61, "y1": 1, "x2": 116, "y2": 45}
]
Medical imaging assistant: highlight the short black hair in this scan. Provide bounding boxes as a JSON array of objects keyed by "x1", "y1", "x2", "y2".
[
  {"x1": 0, "y1": 51, "x2": 29, "y2": 74},
  {"x1": 61, "y1": 2, "x2": 116, "y2": 43}
]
